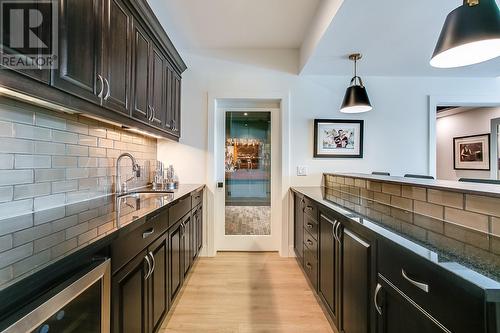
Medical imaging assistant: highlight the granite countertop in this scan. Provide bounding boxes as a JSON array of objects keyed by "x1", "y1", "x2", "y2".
[
  {"x1": 0, "y1": 184, "x2": 204, "y2": 292},
  {"x1": 328, "y1": 172, "x2": 500, "y2": 198},
  {"x1": 292, "y1": 186, "x2": 500, "y2": 301}
]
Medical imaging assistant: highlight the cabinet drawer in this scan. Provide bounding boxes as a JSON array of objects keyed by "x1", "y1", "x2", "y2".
[
  {"x1": 112, "y1": 214, "x2": 163, "y2": 274},
  {"x1": 378, "y1": 239, "x2": 485, "y2": 333},
  {"x1": 303, "y1": 230, "x2": 317, "y2": 259},
  {"x1": 304, "y1": 246, "x2": 318, "y2": 290},
  {"x1": 191, "y1": 190, "x2": 203, "y2": 209},
  {"x1": 303, "y1": 197, "x2": 318, "y2": 220},
  {"x1": 169, "y1": 195, "x2": 192, "y2": 226},
  {"x1": 304, "y1": 214, "x2": 318, "y2": 240}
]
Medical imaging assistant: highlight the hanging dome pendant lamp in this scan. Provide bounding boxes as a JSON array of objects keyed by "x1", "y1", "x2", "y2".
[
  {"x1": 431, "y1": 0, "x2": 500, "y2": 68},
  {"x1": 340, "y1": 53, "x2": 372, "y2": 113}
]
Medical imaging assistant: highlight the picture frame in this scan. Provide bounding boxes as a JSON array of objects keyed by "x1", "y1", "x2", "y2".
[
  {"x1": 313, "y1": 119, "x2": 364, "y2": 158},
  {"x1": 453, "y1": 134, "x2": 490, "y2": 171}
]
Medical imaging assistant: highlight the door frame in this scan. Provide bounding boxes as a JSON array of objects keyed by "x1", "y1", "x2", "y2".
[
  {"x1": 206, "y1": 91, "x2": 291, "y2": 256},
  {"x1": 428, "y1": 94, "x2": 500, "y2": 178}
]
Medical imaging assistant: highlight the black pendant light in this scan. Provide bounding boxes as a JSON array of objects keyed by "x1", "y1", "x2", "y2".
[
  {"x1": 340, "y1": 53, "x2": 372, "y2": 114},
  {"x1": 431, "y1": 0, "x2": 500, "y2": 68}
]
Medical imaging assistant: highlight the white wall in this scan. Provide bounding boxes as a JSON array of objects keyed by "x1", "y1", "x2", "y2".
[
  {"x1": 157, "y1": 49, "x2": 500, "y2": 254},
  {"x1": 436, "y1": 107, "x2": 500, "y2": 180}
]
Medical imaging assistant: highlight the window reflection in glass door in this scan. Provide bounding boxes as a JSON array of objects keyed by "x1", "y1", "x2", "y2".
[{"x1": 224, "y1": 111, "x2": 271, "y2": 235}]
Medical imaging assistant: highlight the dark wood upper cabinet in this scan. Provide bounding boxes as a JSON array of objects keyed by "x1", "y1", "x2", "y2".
[
  {"x1": 150, "y1": 46, "x2": 165, "y2": 128},
  {"x1": 52, "y1": 0, "x2": 102, "y2": 104},
  {"x1": 131, "y1": 21, "x2": 150, "y2": 123},
  {"x1": 101, "y1": 0, "x2": 132, "y2": 115}
]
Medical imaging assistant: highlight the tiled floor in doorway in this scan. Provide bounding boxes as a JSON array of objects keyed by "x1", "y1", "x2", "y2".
[{"x1": 225, "y1": 206, "x2": 271, "y2": 235}]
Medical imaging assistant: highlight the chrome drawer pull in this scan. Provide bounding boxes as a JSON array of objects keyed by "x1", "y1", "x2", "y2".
[
  {"x1": 306, "y1": 223, "x2": 314, "y2": 229},
  {"x1": 374, "y1": 283, "x2": 382, "y2": 315},
  {"x1": 305, "y1": 263, "x2": 312, "y2": 270},
  {"x1": 306, "y1": 240, "x2": 313, "y2": 246},
  {"x1": 402, "y1": 269, "x2": 429, "y2": 293},
  {"x1": 142, "y1": 228, "x2": 154, "y2": 239}
]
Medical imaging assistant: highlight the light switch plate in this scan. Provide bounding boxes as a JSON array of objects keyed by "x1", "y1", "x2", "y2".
[{"x1": 297, "y1": 166, "x2": 308, "y2": 176}]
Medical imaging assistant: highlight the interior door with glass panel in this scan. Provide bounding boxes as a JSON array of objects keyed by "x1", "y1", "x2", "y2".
[{"x1": 218, "y1": 110, "x2": 278, "y2": 251}]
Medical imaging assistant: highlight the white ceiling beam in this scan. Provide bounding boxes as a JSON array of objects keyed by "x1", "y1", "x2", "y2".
[{"x1": 299, "y1": 0, "x2": 344, "y2": 74}]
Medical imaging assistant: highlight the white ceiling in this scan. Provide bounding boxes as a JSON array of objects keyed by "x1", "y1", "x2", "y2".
[
  {"x1": 148, "y1": 0, "x2": 321, "y2": 49},
  {"x1": 301, "y1": 0, "x2": 500, "y2": 77}
]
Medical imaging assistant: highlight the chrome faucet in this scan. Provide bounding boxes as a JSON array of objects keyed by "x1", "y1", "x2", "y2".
[{"x1": 116, "y1": 153, "x2": 141, "y2": 194}]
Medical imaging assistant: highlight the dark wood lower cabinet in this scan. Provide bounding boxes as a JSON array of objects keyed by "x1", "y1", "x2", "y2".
[
  {"x1": 376, "y1": 276, "x2": 447, "y2": 333},
  {"x1": 112, "y1": 196, "x2": 203, "y2": 333},
  {"x1": 340, "y1": 228, "x2": 371, "y2": 333},
  {"x1": 148, "y1": 234, "x2": 168, "y2": 333},
  {"x1": 112, "y1": 250, "x2": 149, "y2": 333},
  {"x1": 294, "y1": 194, "x2": 304, "y2": 263},
  {"x1": 318, "y1": 213, "x2": 340, "y2": 325},
  {"x1": 168, "y1": 220, "x2": 183, "y2": 304}
]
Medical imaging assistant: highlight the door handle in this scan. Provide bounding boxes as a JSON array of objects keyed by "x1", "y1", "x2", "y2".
[
  {"x1": 401, "y1": 269, "x2": 429, "y2": 293},
  {"x1": 374, "y1": 283, "x2": 382, "y2": 315},
  {"x1": 144, "y1": 255, "x2": 152, "y2": 280},
  {"x1": 104, "y1": 77, "x2": 110, "y2": 100},
  {"x1": 142, "y1": 228, "x2": 154, "y2": 239},
  {"x1": 97, "y1": 74, "x2": 104, "y2": 98},
  {"x1": 148, "y1": 251, "x2": 155, "y2": 275}
]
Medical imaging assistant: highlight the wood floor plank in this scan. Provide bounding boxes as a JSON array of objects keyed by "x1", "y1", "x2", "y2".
[{"x1": 160, "y1": 252, "x2": 333, "y2": 333}]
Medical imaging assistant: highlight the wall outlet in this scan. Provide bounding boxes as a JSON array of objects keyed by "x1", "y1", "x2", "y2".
[{"x1": 297, "y1": 166, "x2": 308, "y2": 176}]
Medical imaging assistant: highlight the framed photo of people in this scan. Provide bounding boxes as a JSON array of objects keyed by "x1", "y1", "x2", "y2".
[
  {"x1": 453, "y1": 134, "x2": 490, "y2": 170},
  {"x1": 313, "y1": 119, "x2": 364, "y2": 158}
]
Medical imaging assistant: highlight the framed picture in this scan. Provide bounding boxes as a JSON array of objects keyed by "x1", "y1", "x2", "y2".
[
  {"x1": 453, "y1": 134, "x2": 490, "y2": 170},
  {"x1": 314, "y1": 119, "x2": 364, "y2": 158}
]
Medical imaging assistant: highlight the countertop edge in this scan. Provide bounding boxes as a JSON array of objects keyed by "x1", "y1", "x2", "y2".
[{"x1": 325, "y1": 172, "x2": 500, "y2": 199}]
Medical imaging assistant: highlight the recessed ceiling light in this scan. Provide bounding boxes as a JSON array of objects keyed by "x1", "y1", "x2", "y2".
[{"x1": 244, "y1": 112, "x2": 248, "y2": 116}]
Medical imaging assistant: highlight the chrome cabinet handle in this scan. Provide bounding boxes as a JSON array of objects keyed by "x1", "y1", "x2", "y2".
[
  {"x1": 401, "y1": 269, "x2": 429, "y2": 293},
  {"x1": 152, "y1": 107, "x2": 156, "y2": 121},
  {"x1": 306, "y1": 239, "x2": 313, "y2": 246},
  {"x1": 104, "y1": 77, "x2": 110, "y2": 100},
  {"x1": 335, "y1": 222, "x2": 342, "y2": 243},
  {"x1": 97, "y1": 74, "x2": 104, "y2": 98},
  {"x1": 374, "y1": 283, "x2": 382, "y2": 315},
  {"x1": 305, "y1": 262, "x2": 312, "y2": 270},
  {"x1": 332, "y1": 222, "x2": 339, "y2": 242},
  {"x1": 148, "y1": 251, "x2": 155, "y2": 275},
  {"x1": 305, "y1": 206, "x2": 313, "y2": 212},
  {"x1": 144, "y1": 255, "x2": 152, "y2": 280},
  {"x1": 142, "y1": 228, "x2": 154, "y2": 239},
  {"x1": 306, "y1": 223, "x2": 313, "y2": 229}
]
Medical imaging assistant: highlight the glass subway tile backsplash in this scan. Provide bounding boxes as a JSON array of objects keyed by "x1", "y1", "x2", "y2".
[{"x1": 0, "y1": 97, "x2": 157, "y2": 219}]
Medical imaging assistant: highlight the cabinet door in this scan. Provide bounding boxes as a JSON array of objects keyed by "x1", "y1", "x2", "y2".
[
  {"x1": 341, "y1": 228, "x2": 371, "y2": 333},
  {"x1": 131, "y1": 21, "x2": 150, "y2": 123},
  {"x1": 52, "y1": 0, "x2": 102, "y2": 104},
  {"x1": 183, "y1": 216, "x2": 192, "y2": 275},
  {"x1": 148, "y1": 234, "x2": 168, "y2": 333},
  {"x1": 149, "y1": 46, "x2": 165, "y2": 128},
  {"x1": 191, "y1": 210, "x2": 198, "y2": 259},
  {"x1": 102, "y1": 0, "x2": 131, "y2": 115},
  {"x1": 196, "y1": 205, "x2": 203, "y2": 252},
  {"x1": 168, "y1": 221, "x2": 183, "y2": 303},
  {"x1": 318, "y1": 214, "x2": 340, "y2": 325},
  {"x1": 112, "y1": 251, "x2": 149, "y2": 333},
  {"x1": 294, "y1": 195, "x2": 304, "y2": 262},
  {"x1": 163, "y1": 66, "x2": 174, "y2": 133},
  {"x1": 376, "y1": 279, "x2": 446, "y2": 333},
  {"x1": 171, "y1": 72, "x2": 181, "y2": 137}
]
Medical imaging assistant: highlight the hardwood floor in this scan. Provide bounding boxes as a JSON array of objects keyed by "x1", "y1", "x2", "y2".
[{"x1": 160, "y1": 252, "x2": 333, "y2": 333}]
